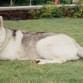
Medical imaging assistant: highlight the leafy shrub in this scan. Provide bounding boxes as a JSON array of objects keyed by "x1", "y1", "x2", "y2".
[
  {"x1": 74, "y1": 6, "x2": 83, "y2": 17},
  {"x1": 52, "y1": 7, "x2": 64, "y2": 18},
  {"x1": 29, "y1": 5, "x2": 83, "y2": 18},
  {"x1": 29, "y1": 9, "x2": 41, "y2": 18},
  {"x1": 30, "y1": 5, "x2": 56, "y2": 18},
  {"x1": 79, "y1": 0, "x2": 83, "y2": 4},
  {"x1": 61, "y1": 0, "x2": 71, "y2": 4},
  {"x1": 38, "y1": 6, "x2": 64, "y2": 18},
  {"x1": 62, "y1": 7, "x2": 75, "y2": 17},
  {"x1": 40, "y1": 6, "x2": 54, "y2": 18}
]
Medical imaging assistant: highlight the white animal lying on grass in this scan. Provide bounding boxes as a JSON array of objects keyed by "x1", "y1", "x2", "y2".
[{"x1": 0, "y1": 16, "x2": 83, "y2": 64}]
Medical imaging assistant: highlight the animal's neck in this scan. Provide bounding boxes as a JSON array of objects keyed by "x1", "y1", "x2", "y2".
[{"x1": 0, "y1": 29, "x2": 12, "y2": 52}]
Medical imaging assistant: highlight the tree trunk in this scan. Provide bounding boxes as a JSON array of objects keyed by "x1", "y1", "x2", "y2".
[
  {"x1": 10, "y1": 0, "x2": 13, "y2": 6},
  {"x1": 54, "y1": 0, "x2": 60, "y2": 5},
  {"x1": 29, "y1": 0, "x2": 32, "y2": 5}
]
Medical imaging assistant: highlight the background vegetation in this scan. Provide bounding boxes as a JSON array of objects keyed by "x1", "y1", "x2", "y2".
[
  {"x1": 0, "y1": 0, "x2": 72, "y2": 6},
  {"x1": 0, "y1": 0, "x2": 83, "y2": 19},
  {"x1": 25, "y1": 5, "x2": 83, "y2": 19},
  {"x1": 0, "y1": 5, "x2": 83, "y2": 20}
]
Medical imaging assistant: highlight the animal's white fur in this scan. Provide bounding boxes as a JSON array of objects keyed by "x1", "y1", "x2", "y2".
[
  {"x1": 0, "y1": 30, "x2": 24, "y2": 60},
  {"x1": 0, "y1": 16, "x2": 83, "y2": 64},
  {"x1": 36, "y1": 34, "x2": 81, "y2": 64}
]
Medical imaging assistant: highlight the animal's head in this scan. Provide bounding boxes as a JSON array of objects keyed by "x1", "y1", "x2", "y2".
[{"x1": 0, "y1": 16, "x2": 6, "y2": 47}]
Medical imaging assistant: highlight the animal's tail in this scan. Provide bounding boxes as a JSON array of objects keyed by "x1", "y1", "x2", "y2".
[{"x1": 0, "y1": 16, "x2": 3, "y2": 27}]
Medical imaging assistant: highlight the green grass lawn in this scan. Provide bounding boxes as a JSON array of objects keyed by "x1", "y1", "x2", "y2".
[{"x1": 0, "y1": 18, "x2": 83, "y2": 83}]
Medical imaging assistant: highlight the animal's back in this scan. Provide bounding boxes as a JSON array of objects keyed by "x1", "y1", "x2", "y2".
[
  {"x1": 22, "y1": 32, "x2": 57, "y2": 60},
  {"x1": 36, "y1": 34, "x2": 80, "y2": 61}
]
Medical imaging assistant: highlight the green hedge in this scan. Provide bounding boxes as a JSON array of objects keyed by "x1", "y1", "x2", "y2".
[
  {"x1": 0, "y1": 5, "x2": 83, "y2": 20},
  {"x1": 29, "y1": 5, "x2": 83, "y2": 18}
]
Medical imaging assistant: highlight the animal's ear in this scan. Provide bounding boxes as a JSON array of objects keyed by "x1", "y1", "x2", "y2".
[{"x1": 0, "y1": 16, "x2": 3, "y2": 28}]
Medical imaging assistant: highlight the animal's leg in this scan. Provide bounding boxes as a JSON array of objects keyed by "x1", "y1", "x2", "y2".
[{"x1": 35, "y1": 59, "x2": 66, "y2": 64}]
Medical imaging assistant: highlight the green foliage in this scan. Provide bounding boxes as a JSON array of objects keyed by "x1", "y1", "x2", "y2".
[
  {"x1": 0, "y1": 0, "x2": 10, "y2": 6},
  {"x1": 29, "y1": 9, "x2": 41, "y2": 18},
  {"x1": 62, "y1": 7, "x2": 75, "y2": 17},
  {"x1": 61, "y1": 0, "x2": 71, "y2": 4},
  {"x1": 15, "y1": 0, "x2": 72, "y2": 5},
  {"x1": 40, "y1": 6, "x2": 54, "y2": 18},
  {"x1": 0, "y1": 0, "x2": 74, "y2": 6},
  {"x1": 52, "y1": 7, "x2": 64, "y2": 18},
  {"x1": 15, "y1": 0, "x2": 30, "y2": 6},
  {"x1": 74, "y1": 6, "x2": 83, "y2": 17},
  {"x1": 29, "y1": 5, "x2": 83, "y2": 18},
  {"x1": 79, "y1": 0, "x2": 83, "y2": 4},
  {"x1": 29, "y1": 6, "x2": 64, "y2": 18},
  {"x1": 46, "y1": 1, "x2": 55, "y2": 5}
]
